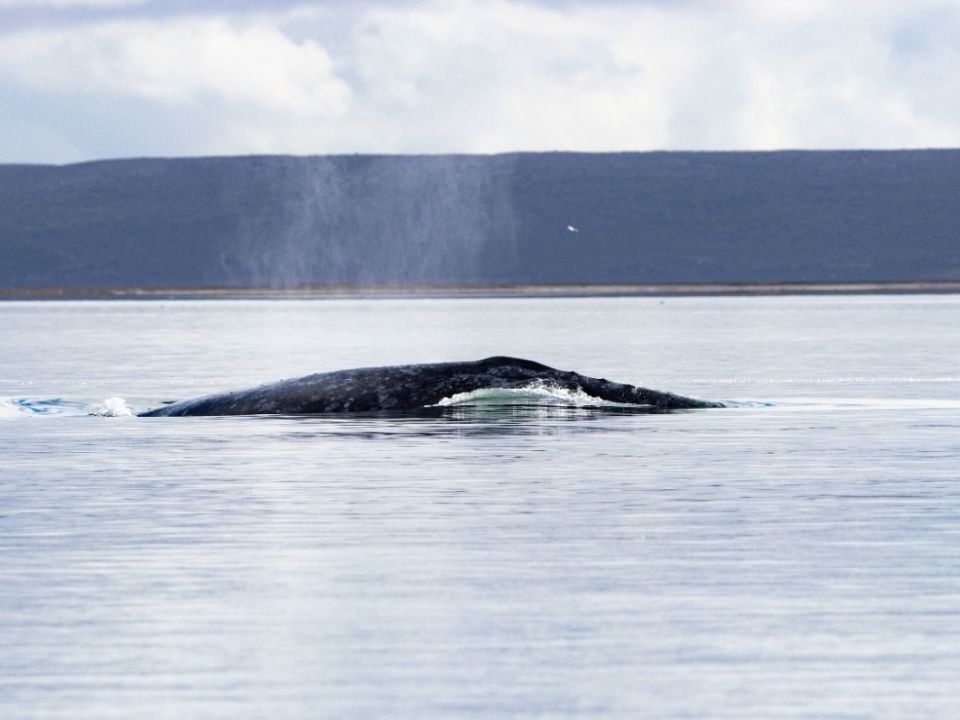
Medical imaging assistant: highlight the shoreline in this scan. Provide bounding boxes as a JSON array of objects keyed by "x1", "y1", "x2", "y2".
[{"x1": 2, "y1": 281, "x2": 960, "y2": 300}]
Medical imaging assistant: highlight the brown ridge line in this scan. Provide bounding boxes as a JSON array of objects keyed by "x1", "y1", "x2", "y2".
[{"x1": 2, "y1": 281, "x2": 960, "y2": 299}]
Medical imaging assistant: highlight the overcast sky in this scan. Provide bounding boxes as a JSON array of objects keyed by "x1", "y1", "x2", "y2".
[{"x1": 1, "y1": 0, "x2": 959, "y2": 163}]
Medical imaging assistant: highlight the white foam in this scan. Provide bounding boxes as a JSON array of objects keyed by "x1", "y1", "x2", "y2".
[
  {"x1": 95, "y1": 397, "x2": 134, "y2": 417},
  {"x1": 0, "y1": 398, "x2": 22, "y2": 418},
  {"x1": 434, "y1": 380, "x2": 619, "y2": 408}
]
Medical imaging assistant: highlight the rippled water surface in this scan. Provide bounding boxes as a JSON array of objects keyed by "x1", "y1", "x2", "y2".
[{"x1": 2, "y1": 295, "x2": 959, "y2": 718}]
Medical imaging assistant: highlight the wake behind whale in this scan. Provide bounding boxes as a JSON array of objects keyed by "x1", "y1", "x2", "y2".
[{"x1": 138, "y1": 357, "x2": 723, "y2": 417}]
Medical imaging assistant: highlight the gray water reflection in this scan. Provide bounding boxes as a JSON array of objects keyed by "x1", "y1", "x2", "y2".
[{"x1": 3, "y1": 401, "x2": 960, "y2": 718}]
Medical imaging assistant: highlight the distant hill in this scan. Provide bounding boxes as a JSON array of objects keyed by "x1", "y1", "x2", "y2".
[{"x1": 1, "y1": 150, "x2": 959, "y2": 290}]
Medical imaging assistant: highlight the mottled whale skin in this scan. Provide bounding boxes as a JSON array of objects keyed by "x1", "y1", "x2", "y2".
[{"x1": 138, "y1": 356, "x2": 723, "y2": 417}]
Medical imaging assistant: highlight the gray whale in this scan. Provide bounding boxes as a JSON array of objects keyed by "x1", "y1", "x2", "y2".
[{"x1": 138, "y1": 356, "x2": 723, "y2": 417}]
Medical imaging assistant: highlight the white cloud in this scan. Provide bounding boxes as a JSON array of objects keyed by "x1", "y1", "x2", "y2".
[
  {"x1": 0, "y1": 17, "x2": 349, "y2": 115},
  {"x1": 0, "y1": 14, "x2": 351, "y2": 160},
  {"x1": 314, "y1": 0, "x2": 960, "y2": 153},
  {"x1": 2, "y1": 0, "x2": 960, "y2": 161}
]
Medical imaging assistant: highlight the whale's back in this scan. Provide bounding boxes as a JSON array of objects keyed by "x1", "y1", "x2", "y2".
[{"x1": 138, "y1": 357, "x2": 722, "y2": 416}]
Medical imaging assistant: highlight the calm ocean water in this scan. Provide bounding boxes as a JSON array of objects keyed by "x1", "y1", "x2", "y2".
[{"x1": 2, "y1": 295, "x2": 959, "y2": 719}]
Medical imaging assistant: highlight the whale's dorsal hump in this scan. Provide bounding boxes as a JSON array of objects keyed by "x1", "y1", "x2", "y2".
[{"x1": 476, "y1": 356, "x2": 556, "y2": 372}]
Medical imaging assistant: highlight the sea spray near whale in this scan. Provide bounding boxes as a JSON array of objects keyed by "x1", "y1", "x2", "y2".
[{"x1": 137, "y1": 357, "x2": 723, "y2": 417}]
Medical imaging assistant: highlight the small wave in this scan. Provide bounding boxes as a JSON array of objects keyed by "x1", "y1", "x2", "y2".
[
  {"x1": 0, "y1": 396, "x2": 134, "y2": 417},
  {"x1": 434, "y1": 380, "x2": 623, "y2": 408},
  {"x1": 763, "y1": 397, "x2": 960, "y2": 412},
  {"x1": 0, "y1": 397, "x2": 76, "y2": 417},
  {"x1": 718, "y1": 400, "x2": 776, "y2": 408},
  {"x1": 94, "y1": 397, "x2": 134, "y2": 417}
]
